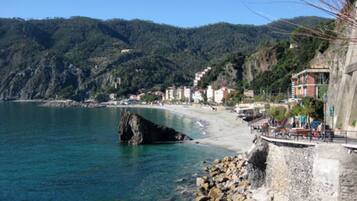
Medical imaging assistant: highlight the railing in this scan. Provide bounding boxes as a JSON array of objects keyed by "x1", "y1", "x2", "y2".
[
  {"x1": 334, "y1": 130, "x2": 357, "y2": 145},
  {"x1": 253, "y1": 126, "x2": 357, "y2": 145}
]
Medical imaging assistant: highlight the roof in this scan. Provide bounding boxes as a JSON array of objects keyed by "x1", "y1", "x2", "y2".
[{"x1": 292, "y1": 68, "x2": 330, "y2": 79}]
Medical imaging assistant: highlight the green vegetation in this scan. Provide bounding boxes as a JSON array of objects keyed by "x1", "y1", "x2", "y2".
[
  {"x1": 0, "y1": 16, "x2": 330, "y2": 100},
  {"x1": 250, "y1": 21, "x2": 333, "y2": 95},
  {"x1": 140, "y1": 93, "x2": 161, "y2": 103},
  {"x1": 268, "y1": 106, "x2": 288, "y2": 122},
  {"x1": 352, "y1": 120, "x2": 357, "y2": 127},
  {"x1": 95, "y1": 93, "x2": 110, "y2": 103},
  {"x1": 290, "y1": 97, "x2": 324, "y2": 126},
  {"x1": 225, "y1": 91, "x2": 244, "y2": 106},
  {"x1": 194, "y1": 20, "x2": 333, "y2": 101}
]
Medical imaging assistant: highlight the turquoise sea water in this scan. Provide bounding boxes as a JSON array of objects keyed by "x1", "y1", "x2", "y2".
[{"x1": 0, "y1": 103, "x2": 234, "y2": 201}]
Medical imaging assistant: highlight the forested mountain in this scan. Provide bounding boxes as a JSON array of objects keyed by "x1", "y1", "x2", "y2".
[
  {"x1": 0, "y1": 16, "x2": 329, "y2": 100},
  {"x1": 199, "y1": 20, "x2": 333, "y2": 100}
]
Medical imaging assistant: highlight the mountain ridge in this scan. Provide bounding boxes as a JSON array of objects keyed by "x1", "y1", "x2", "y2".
[{"x1": 0, "y1": 16, "x2": 330, "y2": 100}]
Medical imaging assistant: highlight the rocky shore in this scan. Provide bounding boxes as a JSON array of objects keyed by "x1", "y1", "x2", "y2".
[
  {"x1": 194, "y1": 136, "x2": 268, "y2": 201},
  {"x1": 195, "y1": 155, "x2": 255, "y2": 201},
  {"x1": 40, "y1": 100, "x2": 105, "y2": 108}
]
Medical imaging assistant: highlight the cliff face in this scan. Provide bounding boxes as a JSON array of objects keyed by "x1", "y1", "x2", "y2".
[
  {"x1": 243, "y1": 44, "x2": 281, "y2": 82},
  {"x1": 202, "y1": 43, "x2": 284, "y2": 90},
  {"x1": 324, "y1": 3, "x2": 357, "y2": 132}
]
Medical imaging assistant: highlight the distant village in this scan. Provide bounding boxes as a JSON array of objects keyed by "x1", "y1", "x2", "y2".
[
  {"x1": 164, "y1": 66, "x2": 235, "y2": 104},
  {"x1": 108, "y1": 61, "x2": 329, "y2": 106},
  {"x1": 106, "y1": 66, "x2": 238, "y2": 105}
]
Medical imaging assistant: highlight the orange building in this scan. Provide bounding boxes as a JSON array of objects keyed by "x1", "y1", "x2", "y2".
[{"x1": 291, "y1": 68, "x2": 329, "y2": 99}]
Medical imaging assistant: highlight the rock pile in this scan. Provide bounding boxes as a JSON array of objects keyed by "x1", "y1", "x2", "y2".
[
  {"x1": 40, "y1": 100, "x2": 105, "y2": 108},
  {"x1": 195, "y1": 155, "x2": 256, "y2": 201}
]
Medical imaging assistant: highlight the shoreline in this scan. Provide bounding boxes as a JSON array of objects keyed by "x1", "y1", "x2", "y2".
[
  {"x1": 111, "y1": 104, "x2": 254, "y2": 153},
  {"x1": 6, "y1": 100, "x2": 254, "y2": 153}
]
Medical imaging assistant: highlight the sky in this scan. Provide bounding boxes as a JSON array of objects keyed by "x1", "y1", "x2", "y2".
[{"x1": 0, "y1": 0, "x2": 330, "y2": 27}]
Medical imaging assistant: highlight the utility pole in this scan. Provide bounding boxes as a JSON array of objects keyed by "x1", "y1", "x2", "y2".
[{"x1": 323, "y1": 94, "x2": 328, "y2": 141}]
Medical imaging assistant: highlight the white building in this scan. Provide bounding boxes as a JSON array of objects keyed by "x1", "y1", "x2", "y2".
[
  {"x1": 109, "y1": 93, "x2": 117, "y2": 101},
  {"x1": 193, "y1": 66, "x2": 212, "y2": 87},
  {"x1": 165, "y1": 87, "x2": 176, "y2": 101},
  {"x1": 121, "y1": 49, "x2": 132, "y2": 53},
  {"x1": 129, "y1": 95, "x2": 139, "y2": 101},
  {"x1": 176, "y1": 87, "x2": 184, "y2": 100},
  {"x1": 214, "y1": 89, "x2": 225, "y2": 104},
  {"x1": 206, "y1": 85, "x2": 215, "y2": 102},
  {"x1": 165, "y1": 89, "x2": 169, "y2": 100},
  {"x1": 193, "y1": 91, "x2": 204, "y2": 103},
  {"x1": 183, "y1": 87, "x2": 192, "y2": 102},
  {"x1": 214, "y1": 87, "x2": 235, "y2": 104},
  {"x1": 244, "y1": 90, "x2": 254, "y2": 98},
  {"x1": 114, "y1": 77, "x2": 121, "y2": 89}
]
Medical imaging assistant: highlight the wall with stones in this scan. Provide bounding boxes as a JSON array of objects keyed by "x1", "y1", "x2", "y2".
[{"x1": 264, "y1": 142, "x2": 357, "y2": 201}]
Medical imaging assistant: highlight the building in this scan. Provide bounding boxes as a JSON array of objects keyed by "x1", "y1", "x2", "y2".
[
  {"x1": 114, "y1": 77, "x2": 121, "y2": 89},
  {"x1": 193, "y1": 66, "x2": 212, "y2": 87},
  {"x1": 214, "y1": 87, "x2": 233, "y2": 104},
  {"x1": 129, "y1": 95, "x2": 139, "y2": 101},
  {"x1": 193, "y1": 90, "x2": 204, "y2": 103},
  {"x1": 244, "y1": 90, "x2": 254, "y2": 98},
  {"x1": 183, "y1": 87, "x2": 192, "y2": 102},
  {"x1": 214, "y1": 88, "x2": 225, "y2": 104},
  {"x1": 165, "y1": 87, "x2": 176, "y2": 101},
  {"x1": 109, "y1": 93, "x2": 116, "y2": 101},
  {"x1": 154, "y1": 91, "x2": 165, "y2": 100},
  {"x1": 137, "y1": 93, "x2": 146, "y2": 101},
  {"x1": 206, "y1": 85, "x2": 215, "y2": 102},
  {"x1": 176, "y1": 87, "x2": 184, "y2": 101},
  {"x1": 291, "y1": 68, "x2": 329, "y2": 99},
  {"x1": 121, "y1": 49, "x2": 132, "y2": 54}
]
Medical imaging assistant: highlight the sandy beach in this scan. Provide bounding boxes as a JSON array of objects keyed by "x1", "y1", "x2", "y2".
[{"x1": 114, "y1": 104, "x2": 254, "y2": 153}]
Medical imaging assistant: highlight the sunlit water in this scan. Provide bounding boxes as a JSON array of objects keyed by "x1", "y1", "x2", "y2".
[{"x1": 0, "y1": 103, "x2": 234, "y2": 201}]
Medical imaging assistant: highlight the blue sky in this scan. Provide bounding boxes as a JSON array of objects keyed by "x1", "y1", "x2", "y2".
[{"x1": 0, "y1": 0, "x2": 330, "y2": 27}]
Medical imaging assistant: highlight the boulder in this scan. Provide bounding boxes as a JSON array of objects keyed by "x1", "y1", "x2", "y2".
[
  {"x1": 119, "y1": 111, "x2": 192, "y2": 145},
  {"x1": 208, "y1": 187, "x2": 224, "y2": 200},
  {"x1": 246, "y1": 137, "x2": 269, "y2": 188},
  {"x1": 196, "y1": 177, "x2": 207, "y2": 187},
  {"x1": 195, "y1": 195, "x2": 210, "y2": 201}
]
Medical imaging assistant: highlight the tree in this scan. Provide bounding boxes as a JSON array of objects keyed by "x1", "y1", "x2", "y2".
[
  {"x1": 290, "y1": 97, "x2": 324, "y2": 126},
  {"x1": 141, "y1": 94, "x2": 161, "y2": 103},
  {"x1": 268, "y1": 106, "x2": 288, "y2": 122},
  {"x1": 225, "y1": 91, "x2": 243, "y2": 106},
  {"x1": 95, "y1": 93, "x2": 110, "y2": 103}
]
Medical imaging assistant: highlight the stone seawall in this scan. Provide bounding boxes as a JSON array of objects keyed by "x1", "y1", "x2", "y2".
[{"x1": 262, "y1": 140, "x2": 357, "y2": 201}]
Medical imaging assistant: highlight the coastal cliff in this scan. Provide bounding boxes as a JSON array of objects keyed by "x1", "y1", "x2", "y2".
[
  {"x1": 315, "y1": 2, "x2": 357, "y2": 132},
  {"x1": 119, "y1": 111, "x2": 192, "y2": 145}
]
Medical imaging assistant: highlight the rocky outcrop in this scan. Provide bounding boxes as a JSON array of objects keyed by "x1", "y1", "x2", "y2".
[
  {"x1": 246, "y1": 137, "x2": 269, "y2": 188},
  {"x1": 40, "y1": 100, "x2": 105, "y2": 108},
  {"x1": 243, "y1": 43, "x2": 283, "y2": 82},
  {"x1": 195, "y1": 156, "x2": 255, "y2": 201},
  {"x1": 194, "y1": 136, "x2": 270, "y2": 201},
  {"x1": 119, "y1": 111, "x2": 192, "y2": 145}
]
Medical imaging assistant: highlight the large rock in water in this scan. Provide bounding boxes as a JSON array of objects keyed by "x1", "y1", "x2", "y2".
[{"x1": 119, "y1": 111, "x2": 193, "y2": 145}]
